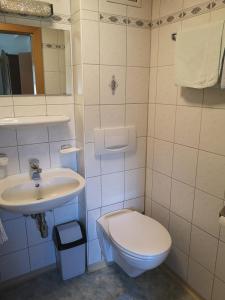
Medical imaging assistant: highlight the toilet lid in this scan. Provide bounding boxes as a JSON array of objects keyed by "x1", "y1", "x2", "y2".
[{"x1": 108, "y1": 211, "x2": 172, "y2": 257}]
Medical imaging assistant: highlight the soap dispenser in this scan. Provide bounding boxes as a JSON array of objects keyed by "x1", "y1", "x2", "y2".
[{"x1": 0, "y1": 153, "x2": 8, "y2": 179}]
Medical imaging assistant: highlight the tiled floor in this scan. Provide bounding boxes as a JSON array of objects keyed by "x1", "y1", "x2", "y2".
[{"x1": 1, "y1": 265, "x2": 196, "y2": 300}]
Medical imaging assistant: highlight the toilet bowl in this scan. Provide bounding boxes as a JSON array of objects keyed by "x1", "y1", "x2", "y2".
[{"x1": 97, "y1": 209, "x2": 172, "y2": 277}]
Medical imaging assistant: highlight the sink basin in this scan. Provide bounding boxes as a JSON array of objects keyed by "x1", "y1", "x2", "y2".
[{"x1": 0, "y1": 168, "x2": 85, "y2": 214}]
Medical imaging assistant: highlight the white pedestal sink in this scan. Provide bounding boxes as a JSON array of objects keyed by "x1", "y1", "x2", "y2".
[{"x1": 0, "y1": 168, "x2": 85, "y2": 215}]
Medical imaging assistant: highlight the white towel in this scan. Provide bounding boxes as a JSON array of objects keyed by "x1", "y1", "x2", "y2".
[
  {"x1": 220, "y1": 49, "x2": 225, "y2": 88},
  {"x1": 0, "y1": 218, "x2": 8, "y2": 245},
  {"x1": 175, "y1": 21, "x2": 225, "y2": 89}
]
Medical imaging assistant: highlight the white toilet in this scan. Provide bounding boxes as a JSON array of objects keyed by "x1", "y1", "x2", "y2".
[{"x1": 97, "y1": 209, "x2": 172, "y2": 278}]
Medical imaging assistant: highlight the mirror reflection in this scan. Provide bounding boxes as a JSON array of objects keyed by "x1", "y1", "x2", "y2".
[{"x1": 0, "y1": 23, "x2": 72, "y2": 96}]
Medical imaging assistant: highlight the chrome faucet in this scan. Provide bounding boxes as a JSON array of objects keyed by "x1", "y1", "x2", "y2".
[{"x1": 29, "y1": 159, "x2": 42, "y2": 180}]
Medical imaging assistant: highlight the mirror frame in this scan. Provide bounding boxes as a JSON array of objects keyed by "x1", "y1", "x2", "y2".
[{"x1": 0, "y1": 23, "x2": 45, "y2": 94}]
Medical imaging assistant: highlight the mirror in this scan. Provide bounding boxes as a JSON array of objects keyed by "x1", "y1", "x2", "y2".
[{"x1": 0, "y1": 23, "x2": 72, "y2": 96}]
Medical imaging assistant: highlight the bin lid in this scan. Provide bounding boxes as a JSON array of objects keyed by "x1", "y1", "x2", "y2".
[{"x1": 56, "y1": 221, "x2": 83, "y2": 245}]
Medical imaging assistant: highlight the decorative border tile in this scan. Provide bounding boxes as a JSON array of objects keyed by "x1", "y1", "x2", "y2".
[
  {"x1": 150, "y1": 0, "x2": 225, "y2": 29},
  {"x1": 100, "y1": 0, "x2": 225, "y2": 30},
  {"x1": 42, "y1": 43, "x2": 65, "y2": 49},
  {"x1": 99, "y1": 12, "x2": 151, "y2": 29}
]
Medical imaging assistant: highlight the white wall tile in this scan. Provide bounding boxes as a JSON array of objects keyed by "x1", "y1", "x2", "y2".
[
  {"x1": 26, "y1": 212, "x2": 54, "y2": 246},
  {"x1": 171, "y1": 180, "x2": 194, "y2": 222},
  {"x1": 158, "y1": 22, "x2": 181, "y2": 66},
  {"x1": 102, "y1": 172, "x2": 124, "y2": 206},
  {"x1": 212, "y1": 278, "x2": 225, "y2": 300},
  {"x1": 172, "y1": 145, "x2": 198, "y2": 186},
  {"x1": 193, "y1": 190, "x2": 223, "y2": 237},
  {"x1": 101, "y1": 202, "x2": 124, "y2": 215},
  {"x1": 148, "y1": 103, "x2": 155, "y2": 137},
  {"x1": 46, "y1": 96, "x2": 74, "y2": 105},
  {"x1": 166, "y1": 246, "x2": 188, "y2": 280},
  {"x1": 84, "y1": 106, "x2": 100, "y2": 143},
  {"x1": 152, "y1": 171, "x2": 171, "y2": 209},
  {"x1": 125, "y1": 168, "x2": 145, "y2": 200},
  {"x1": 54, "y1": 203, "x2": 78, "y2": 225},
  {"x1": 81, "y1": 20, "x2": 99, "y2": 64},
  {"x1": 0, "y1": 96, "x2": 13, "y2": 106},
  {"x1": 124, "y1": 197, "x2": 144, "y2": 213},
  {"x1": 0, "y1": 218, "x2": 27, "y2": 256},
  {"x1": 47, "y1": 104, "x2": 75, "y2": 142},
  {"x1": 101, "y1": 153, "x2": 124, "y2": 174},
  {"x1": 0, "y1": 147, "x2": 19, "y2": 176},
  {"x1": 196, "y1": 151, "x2": 225, "y2": 199},
  {"x1": 85, "y1": 143, "x2": 101, "y2": 177},
  {"x1": 145, "y1": 168, "x2": 153, "y2": 198},
  {"x1": 155, "y1": 104, "x2": 176, "y2": 142},
  {"x1": 126, "y1": 104, "x2": 148, "y2": 137},
  {"x1": 0, "y1": 128, "x2": 17, "y2": 148},
  {"x1": 177, "y1": 87, "x2": 203, "y2": 107},
  {"x1": 88, "y1": 209, "x2": 101, "y2": 240},
  {"x1": 14, "y1": 105, "x2": 46, "y2": 117},
  {"x1": 160, "y1": 0, "x2": 183, "y2": 17},
  {"x1": 18, "y1": 143, "x2": 50, "y2": 173},
  {"x1": 175, "y1": 106, "x2": 201, "y2": 148},
  {"x1": 156, "y1": 66, "x2": 177, "y2": 105},
  {"x1": 149, "y1": 68, "x2": 157, "y2": 103},
  {"x1": 169, "y1": 213, "x2": 191, "y2": 254},
  {"x1": 200, "y1": 108, "x2": 225, "y2": 156},
  {"x1": 145, "y1": 197, "x2": 152, "y2": 217},
  {"x1": 126, "y1": 67, "x2": 149, "y2": 103},
  {"x1": 100, "y1": 105, "x2": 125, "y2": 128},
  {"x1": 147, "y1": 138, "x2": 154, "y2": 169},
  {"x1": 127, "y1": 0, "x2": 151, "y2": 19},
  {"x1": 188, "y1": 259, "x2": 214, "y2": 300},
  {"x1": 0, "y1": 106, "x2": 14, "y2": 118},
  {"x1": 80, "y1": 0, "x2": 99, "y2": 11},
  {"x1": 152, "y1": 201, "x2": 170, "y2": 229},
  {"x1": 86, "y1": 177, "x2": 102, "y2": 210},
  {"x1": 29, "y1": 241, "x2": 56, "y2": 271},
  {"x1": 49, "y1": 140, "x2": 77, "y2": 170},
  {"x1": 153, "y1": 139, "x2": 173, "y2": 176},
  {"x1": 127, "y1": 27, "x2": 150, "y2": 67},
  {"x1": 13, "y1": 96, "x2": 46, "y2": 106},
  {"x1": 100, "y1": 23, "x2": 126, "y2": 66},
  {"x1": 150, "y1": 29, "x2": 159, "y2": 67},
  {"x1": 17, "y1": 126, "x2": 48, "y2": 145},
  {"x1": 99, "y1": 0, "x2": 126, "y2": 15},
  {"x1": 215, "y1": 241, "x2": 225, "y2": 282},
  {"x1": 125, "y1": 137, "x2": 146, "y2": 170},
  {"x1": 100, "y1": 66, "x2": 126, "y2": 104},
  {"x1": 0, "y1": 249, "x2": 30, "y2": 282},
  {"x1": 190, "y1": 226, "x2": 218, "y2": 272},
  {"x1": 88, "y1": 239, "x2": 102, "y2": 265},
  {"x1": 83, "y1": 64, "x2": 100, "y2": 105}
]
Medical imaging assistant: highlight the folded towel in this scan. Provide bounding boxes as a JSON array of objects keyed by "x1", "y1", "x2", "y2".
[
  {"x1": 220, "y1": 49, "x2": 225, "y2": 88},
  {"x1": 175, "y1": 21, "x2": 225, "y2": 89},
  {"x1": 0, "y1": 218, "x2": 8, "y2": 245}
]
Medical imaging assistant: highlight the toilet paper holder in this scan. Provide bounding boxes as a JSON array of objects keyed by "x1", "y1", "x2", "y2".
[{"x1": 219, "y1": 207, "x2": 225, "y2": 217}]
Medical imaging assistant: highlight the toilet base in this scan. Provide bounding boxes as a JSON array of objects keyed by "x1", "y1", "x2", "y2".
[
  {"x1": 112, "y1": 244, "x2": 169, "y2": 278},
  {"x1": 113, "y1": 250, "x2": 145, "y2": 277}
]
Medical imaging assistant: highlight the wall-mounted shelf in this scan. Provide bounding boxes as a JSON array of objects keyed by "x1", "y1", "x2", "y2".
[
  {"x1": 0, "y1": 116, "x2": 70, "y2": 128},
  {"x1": 59, "y1": 144, "x2": 81, "y2": 155}
]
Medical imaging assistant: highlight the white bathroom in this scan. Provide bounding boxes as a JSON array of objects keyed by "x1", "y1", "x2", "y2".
[{"x1": 0, "y1": 0, "x2": 225, "y2": 299}]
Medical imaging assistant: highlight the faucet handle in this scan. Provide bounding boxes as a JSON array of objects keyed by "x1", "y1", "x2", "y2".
[{"x1": 29, "y1": 158, "x2": 40, "y2": 168}]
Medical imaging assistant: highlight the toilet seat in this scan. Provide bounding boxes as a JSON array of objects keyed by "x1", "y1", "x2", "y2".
[{"x1": 108, "y1": 211, "x2": 171, "y2": 259}]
